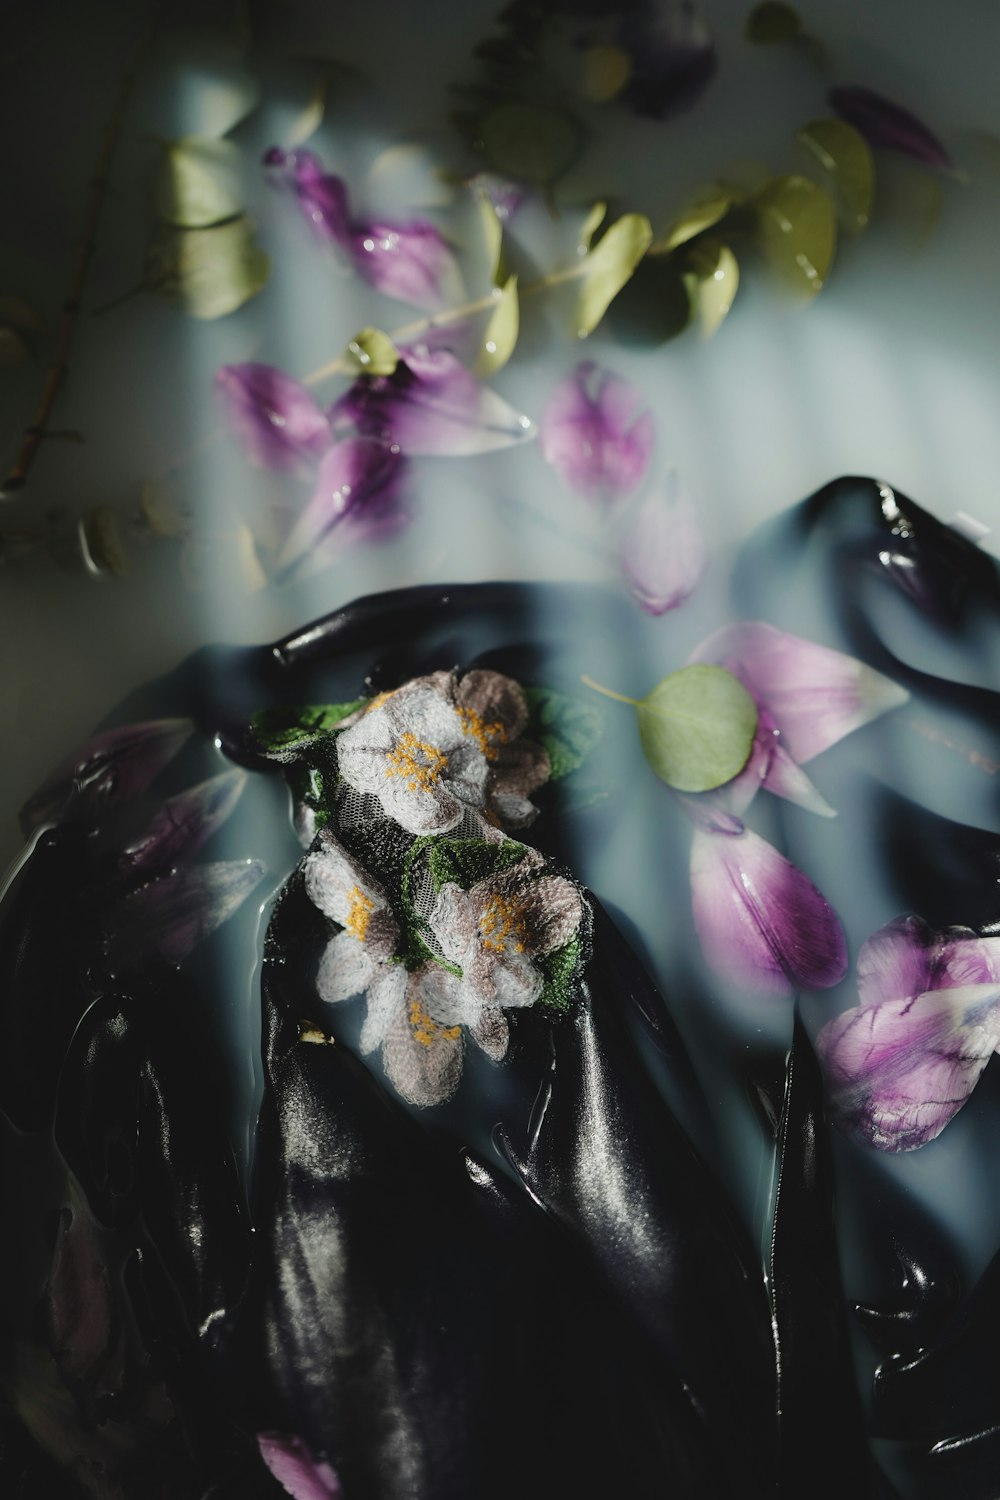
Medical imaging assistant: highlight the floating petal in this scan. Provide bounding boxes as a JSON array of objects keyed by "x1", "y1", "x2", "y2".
[
  {"x1": 119, "y1": 770, "x2": 247, "y2": 876},
  {"x1": 277, "y1": 438, "x2": 406, "y2": 572},
  {"x1": 258, "y1": 1431, "x2": 343, "y2": 1499},
  {"x1": 21, "y1": 719, "x2": 191, "y2": 833},
  {"x1": 828, "y1": 85, "x2": 952, "y2": 169},
  {"x1": 621, "y1": 475, "x2": 708, "y2": 613},
  {"x1": 690, "y1": 826, "x2": 847, "y2": 995},
  {"x1": 106, "y1": 859, "x2": 265, "y2": 967},
  {"x1": 539, "y1": 360, "x2": 654, "y2": 505},
  {"x1": 215, "y1": 363, "x2": 330, "y2": 474}
]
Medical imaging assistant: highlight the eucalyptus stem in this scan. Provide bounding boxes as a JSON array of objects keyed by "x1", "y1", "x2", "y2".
[
  {"x1": 2, "y1": 18, "x2": 158, "y2": 496},
  {"x1": 580, "y1": 675, "x2": 641, "y2": 706}
]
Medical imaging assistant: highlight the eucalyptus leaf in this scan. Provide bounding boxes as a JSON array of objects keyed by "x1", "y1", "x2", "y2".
[
  {"x1": 754, "y1": 174, "x2": 836, "y2": 295},
  {"x1": 476, "y1": 274, "x2": 519, "y2": 376},
  {"x1": 286, "y1": 77, "x2": 327, "y2": 148},
  {"x1": 478, "y1": 192, "x2": 506, "y2": 285},
  {"x1": 154, "y1": 136, "x2": 244, "y2": 228},
  {"x1": 797, "y1": 118, "x2": 875, "y2": 233},
  {"x1": 578, "y1": 200, "x2": 607, "y2": 254},
  {"x1": 147, "y1": 216, "x2": 270, "y2": 319},
  {"x1": 479, "y1": 101, "x2": 582, "y2": 185},
  {"x1": 345, "y1": 327, "x2": 400, "y2": 376},
  {"x1": 79, "y1": 507, "x2": 127, "y2": 577},
  {"x1": 367, "y1": 142, "x2": 455, "y2": 210},
  {"x1": 683, "y1": 240, "x2": 739, "y2": 336},
  {"x1": 746, "y1": 1, "x2": 801, "y2": 43},
  {"x1": 576, "y1": 212, "x2": 653, "y2": 337},
  {"x1": 580, "y1": 44, "x2": 632, "y2": 103},
  {"x1": 655, "y1": 189, "x2": 732, "y2": 254},
  {"x1": 637, "y1": 664, "x2": 758, "y2": 792}
]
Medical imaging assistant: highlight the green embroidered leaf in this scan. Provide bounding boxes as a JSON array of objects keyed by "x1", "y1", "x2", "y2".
[
  {"x1": 288, "y1": 764, "x2": 330, "y2": 832},
  {"x1": 753, "y1": 174, "x2": 836, "y2": 296},
  {"x1": 746, "y1": 1, "x2": 801, "y2": 43},
  {"x1": 578, "y1": 200, "x2": 607, "y2": 255},
  {"x1": 797, "y1": 118, "x2": 875, "y2": 233},
  {"x1": 537, "y1": 934, "x2": 582, "y2": 1015},
  {"x1": 636, "y1": 665, "x2": 758, "y2": 792},
  {"x1": 480, "y1": 102, "x2": 582, "y2": 186},
  {"x1": 250, "y1": 700, "x2": 366, "y2": 758},
  {"x1": 683, "y1": 240, "x2": 739, "y2": 336},
  {"x1": 524, "y1": 687, "x2": 605, "y2": 780},
  {"x1": 476, "y1": 274, "x2": 519, "y2": 376},
  {"x1": 655, "y1": 190, "x2": 732, "y2": 254},
  {"x1": 576, "y1": 212, "x2": 653, "y2": 337},
  {"x1": 154, "y1": 136, "x2": 244, "y2": 229},
  {"x1": 425, "y1": 837, "x2": 529, "y2": 893},
  {"x1": 147, "y1": 215, "x2": 270, "y2": 320},
  {"x1": 345, "y1": 327, "x2": 399, "y2": 376}
]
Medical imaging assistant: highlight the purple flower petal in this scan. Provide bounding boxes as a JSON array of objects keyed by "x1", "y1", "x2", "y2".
[
  {"x1": 215, "y1": 363, "x2": 330, "y2": 474},
  {"x1": 619, "y1": 2, "x2": 717, "y2": 119},
  {"x1": 539, "y1": 361, "x2": 654, "y2": 505},
  {"x1": 689, "y1": 621, "x2": 908, "y2": 765},
  {"x1": 106, "y1": 859, "x2": 265, "y2": 967},
  {"x1": 21, "y1": 719, "x2": 192, "y2": 833},
  {"x1": 330, "y1": 345, "x2": 534, "y2": 456},
  {"x1": 690, "y1": 826, "x2": 847, "y2": 995},
  {"x1": 266, "y1": 148, "x2": 463, "y2": 310},
  {"x1": 857, "y1": 914, "x2": 1000, "y2": 1007},
  {"x1": 258, "y1": 1432, "x2": 342, "y2": 1500},
  {"x1": 816, "y1": 982, "x2": 1000, "y2": 1152},
  {"x1": 277, "y1": 438, "x2": 406, "y2": 572},
  {"x1": 828, "y1": 85, "x2": 952, "y2": 169},
  {"x1": 621, "y1": 475, "x2": 708, "y2": 613},
  {"x1": 118, "y1": 770, "x2": 247, "y2": 877},
  {"x1": 48, "y1": 1201, "x2": 112, "y2": 1382}
]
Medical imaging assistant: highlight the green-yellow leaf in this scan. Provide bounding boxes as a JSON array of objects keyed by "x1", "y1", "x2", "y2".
[
  {"x1": 746, "y1": 1, "x2": 801, "y2": 43},
  {"x1": 579, "y1": 44, "x2": 632, "y2": 103},
  {"x1": 655, "y1": 189, "x2": 732, "y2": 253},
  {"x1": 79, "y1": 507, "x2": 127, "y2": 577},
  {"x1": 154, "y1": 137, "x2": 244, "y2": 228},
  {"x1": 286, "y1": 76, "x2": 327, "y2": 147},
  {"x1": 478, "y1": 193, "x2": 506, "y2": 285},
  {"x1": 578, "y1": 200, "x2": 607, "y2": 254},
  {"x1": 683, "y1": 241, "x2": 739, "y2": 336},
  {"x1": 345, "y1": 327, "x2": 399, "y2": 376},
  {"x1": 476, "y1": 274, "x2": 519, "y2": 376},
  {"x1": 479, "y1": 101, "x2": 582, "y2": 185},
  {"x1": 637, "y1": 665, "x2": 758, "y2": 792},
  {"x1": 797, "y1": 118, "x2": 875, "y2": 233},
  {"x1": 754, "y1": 174, "x2": 836, "y2": 296},
  {"x1": 576, "y1": 212, "x2": 653, "y2": 337},
  {"x1": 148, "y1": 216, "x2": 270, "y2": 319}
]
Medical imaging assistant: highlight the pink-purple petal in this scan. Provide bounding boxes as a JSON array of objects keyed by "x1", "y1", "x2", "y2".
[
  {"x1": 690, "y1": 826, "x2": 848, "y2": 996},
  {"x1": 214, "y1": 363, "x2": 331, "y2": 474},
  {"x1": 257, "y1": 1432, "x2": 343, "y2": 1500},
  {"x1": 106, "y1": 858, "x2": 266, "y2": 967},
  {"x1": 816, "y1": 982, "x2": 1000, "y2": 1152},
  {"x1": 47, "y1": 1202, "x2": 113, "y2": 1382},
  {"x1": 539, "y1": 361, "x2": 654, "y2": 505},
  {"x1": 621, "y1": 478, "x2": 708, "y2": 614},
  {"x1": 118, "y1": 770, "x2": 247, "y2": 876},
  {"x1": 689, "y1": 621, "x2": 908, "y2": 765},
  {"x1": 828, "y1": 85, "x2": 952, "y2": 169},
  {"x1": 277, "y1": 438, "x2": 406, "y2": 572},
  {"x1": 330, "y1": 345, "x2": 534, "y2": 456},
  {"x1": 21, "y1": 718, "x2": 192, "y2": 832},
  {"x1": 856, "y1": 915, "x2": 934, "y2": 1009}
]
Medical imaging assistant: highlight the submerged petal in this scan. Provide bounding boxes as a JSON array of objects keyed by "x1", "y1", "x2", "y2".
[
  {"x1": 331, "y1": 345, "x2": 534, "y2": 456},
  {"x1": 690, "y1": 827, "x2": 847, "y2": 995},
  {"x1": 828, "y1": 85, "x2": 952, "y2": 169},
  {"x1": 690, "y1": 621, "x2": 908, "y2": 764},
  {"x1": 119, "y1": 770, "x2": 247, "y2": 876},
  {"x1": 277, "y1": 438, "x2": 405, "y2": 572},
  {"x1": 817, "y1": 983, "x2": 1000, "y2": 1152},
  {"x1": 618, "y1": 2, "x2": 717, "y2": 119},
  {"x1": 621, "y1": 476, "x2": 708, "y2": 614},
  {"x1": 540, "y1": 360, "x2": 654, "y2": 504},
  {"x1": 106, "y1": 859, "x2": 265, "y2": 967},
  {"x1": 856, "y1": 915, "x2": 934, "y2": 1008},
  {"x1": 21, "y1": 718, "x2": 192, "y2": 832},
  {"x1": 258, "y1": 1431, "x2": 343, "y2": 1500},
  {"x1": 214, "y1": 363, "x2": 330, "y2": 474}
]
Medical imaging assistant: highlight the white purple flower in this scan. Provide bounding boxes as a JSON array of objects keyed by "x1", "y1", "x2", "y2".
[
  {"x1": 265, "y1": 148, "x2": 463, "y2": 310},
  {"x1": 330, "y1": 344, "x2": 535, "y2": 457},
  {"x1": 689, "y1": 825, "x2": 848, "y2": 996},
  {"x1": 214, "y1": 363, "x2": 331, "y2": 474},
  {"x1": 426, "y1": 854, "x2": 584, "y2": 1025},
  {"x1": 817, "y1": 916, "x2": 1000, "y2": 1152},
  {"x1": 539, "y1": 361, "x2": 654, "y2": 506},
  {"x1": 620, "y1": 474, "x2": 708, "y2": 614}
]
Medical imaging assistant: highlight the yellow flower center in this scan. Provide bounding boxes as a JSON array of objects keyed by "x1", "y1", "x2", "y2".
[
  {"x1": 409, "y1": 995, "x2": 461, "y2": 1048},
  {"x1": 385, "y1": 731, "x2": 448, "y2": 792},
  {"x1": 345, "y1": 884, "x2": 375, "y2": 941},
  {"x1": 479, "y1": 894, "x2": 528, "y2": 955},
  {"x1": 457, "y1": 706, "x2": 508, "y2": 762}
]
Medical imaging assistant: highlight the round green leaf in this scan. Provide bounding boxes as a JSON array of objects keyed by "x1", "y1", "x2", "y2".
[
  {"x1": 797, "y1": 118, "x2": 875, "y2": 233},
  {"x1": 479, "y1": 101, "x2": 582, "y2": 185},
  {"x1": 746, "y1": 2, "x2": 801, "y2": 43},
  {"x1": 754, "y1": 174, "x2": 836, "y2": 295},
  {"x1": 655, "y1": 190, "x2": 732, "y2": 254},
  {"x1": 683, "y1": 240, "x2": 739, "y2": 336},
  {"x1": 148, "y1": 216, "x2": 270, "y2": 320},
  {"x1": 578, "y1": 199, "x2": 607, "y2": 254},
  {"x1": 345, "y1": 327, "x2": 400, "y2": 376},
  {"x1": 637, "y1": 664, "x2": 758, "y2": 792},
  {"x1": 576, "y1": 211, "x2": 653, "y2": 337},
  {"x1": 154, "y1": 137, "x2": 244, "y2": 228},
  {"x1": 579, "y1": 44, "x2": 631, "y2": 103},
  {"x1": 477, "y1": 193, "x2": 506, "y2": 286},
  {"x1": 476, "y1": 274, "x2": 519, "y2": 375}
]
